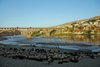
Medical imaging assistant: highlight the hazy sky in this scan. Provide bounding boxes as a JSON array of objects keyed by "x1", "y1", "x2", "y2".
[{"x1": 0, "y1": 0, "x2": 100, "y2": 27}]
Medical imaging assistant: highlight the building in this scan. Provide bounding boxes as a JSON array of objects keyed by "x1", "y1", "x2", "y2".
[
  {"x1": 82, "y1": 23, "x2": 89, "y2": 26},
  {"x1": 80, "y1": 21, "x2": 85, "y2": 24},
  {"x1": 89, "y1": 22, "x2": 93, "y2": 25},
  {"x1": 73, "y1": 24, "x2": 79, "y2": 26},
  {"x1": 97, "y1": 20, "x2": 100, "y2": 25}
]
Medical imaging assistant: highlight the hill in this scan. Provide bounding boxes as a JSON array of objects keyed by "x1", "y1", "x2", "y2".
[{"x1": 51, "y1": 16, "x2": 100, "y2": 28}]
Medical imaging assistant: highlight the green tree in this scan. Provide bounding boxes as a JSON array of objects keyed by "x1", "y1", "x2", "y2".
[
  {"x1": 73, "y1": 25, "x2": 75, "y2": 30},
  {"x1": 94, "y1": 31, "x2": 97, "y2": 34},
  {"x1": 74, "y1": 22, "x2": 77, "y2": 24},
  {"x1": 70, "y1": 29, "x2": 73, "y2": 32},
  {"x1": 67, "y1": 26, "x2": 69, "y2": 30},
  {"x1": 92, "y1": 20, "x2": 97, "y2": 22},
  {"x1": 31, "y1": 30, "x2": 41, "y2": 36},
  {"x1": 79, "y1": 26, "x2": 83, "y2": 29},
  {"x1": 86, "y1": 30, "x2": 92, "y2": 34},
  {"x1": 92, "y1": 27, "x2": 94, "y2": 30},
  {"x1": 86, "y1": 21, "x2": 89, "y2": 23},
  {"x1": 71, "y1": 22, "x2": 77, "y2": 25}
]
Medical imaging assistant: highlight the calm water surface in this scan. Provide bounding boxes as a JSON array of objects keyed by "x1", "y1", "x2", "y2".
[{"x1": 0, "y1": 35, "x2": 100, "y2": 52}]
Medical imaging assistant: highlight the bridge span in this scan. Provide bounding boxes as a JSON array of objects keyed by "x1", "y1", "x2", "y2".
[{"x1": 0, "y1": 27, "x2": 66, "y2": 39}]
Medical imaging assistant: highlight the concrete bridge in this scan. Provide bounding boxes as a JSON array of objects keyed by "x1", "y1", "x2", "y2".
[{"x1": 0, "y1": 27, "x2": 66, "y2": 39}]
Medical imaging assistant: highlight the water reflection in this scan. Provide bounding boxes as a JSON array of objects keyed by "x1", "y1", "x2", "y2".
[{"x1": 55, "y1": 35, "x2": 100, "y2": 45}]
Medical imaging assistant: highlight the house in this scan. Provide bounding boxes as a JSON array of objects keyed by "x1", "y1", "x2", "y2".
[
  {"x1": 98, "y1": 21, "x2": 100, "y2": 25},
  {"x1": 94, "y1": 22, "x2": 98, "y2": 25},
  {"x1": 97, "y1": 20, "x2": 100, "y2": 25},
  {"x1": 73, "y1": 24, "x2": 79, "y2": 26},
  {"x1": 80, "y1": 21, "x2": 85, "y2": 24},
  {"x1": 89, "y1": 22, "x2": 93, "y2": 25},
  {"x1": 82, "y1": 23, "x2": 89, "y2": 26}
]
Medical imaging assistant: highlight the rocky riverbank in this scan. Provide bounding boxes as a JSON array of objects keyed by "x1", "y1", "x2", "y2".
[{"x1": 0, "y1": 44, "x2": 100, "y2": 67}]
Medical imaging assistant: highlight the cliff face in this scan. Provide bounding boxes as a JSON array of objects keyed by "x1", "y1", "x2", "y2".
[{"x1": 52, "y1": 16, "x2": 100, "y2": 28}]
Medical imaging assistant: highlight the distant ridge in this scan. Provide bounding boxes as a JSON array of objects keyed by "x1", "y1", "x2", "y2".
[{"x1": 51, "y1": 16, "x2": 100, "y2": 28}]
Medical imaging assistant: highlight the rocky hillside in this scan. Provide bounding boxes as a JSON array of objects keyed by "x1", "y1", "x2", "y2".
[{"x1": 51, "y1": 16, "x2": 100, "y2": 28}]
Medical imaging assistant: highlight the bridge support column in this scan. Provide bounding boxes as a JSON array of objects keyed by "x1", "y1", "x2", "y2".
[
  {"x1": 46, "y1": 33, "x2": 50, "y2": 37},
  {"x1": 27, "y1": 35, "x2": 31, "y2": 39}
]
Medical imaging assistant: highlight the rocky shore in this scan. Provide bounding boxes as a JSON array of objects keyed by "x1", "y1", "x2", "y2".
[{"x1": 0, "y1": 44, "x2": 100, "y2": 67}]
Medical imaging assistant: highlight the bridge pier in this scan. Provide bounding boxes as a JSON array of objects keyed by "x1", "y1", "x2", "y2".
[
  {"x1": 27, "y1": 35, "x2": 31, "y2": 39},
  {"x1": 46, "y1": 33, "x2": 50, "y2": 37}
]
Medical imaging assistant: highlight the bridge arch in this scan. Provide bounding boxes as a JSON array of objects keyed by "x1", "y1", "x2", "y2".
[
  {"x1": 50, "y1": 29, "x2": 56, "y2": 36},
  {"x1": 16, "y1": 29, "x2": 37, "y2": 39}
]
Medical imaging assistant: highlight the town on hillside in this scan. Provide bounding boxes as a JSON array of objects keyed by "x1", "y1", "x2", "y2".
[{"x1": 53, "y1": 16, "x2": 100, "y2": 35}]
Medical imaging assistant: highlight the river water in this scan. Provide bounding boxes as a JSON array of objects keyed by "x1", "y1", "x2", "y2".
[{"x1": 0, "y1": 35, "x2": 100, "y2": 52}]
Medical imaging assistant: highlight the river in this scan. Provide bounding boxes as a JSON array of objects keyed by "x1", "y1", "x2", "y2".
[{"x1": 0, "y1": 35, "x2": 100, "y2": 52}]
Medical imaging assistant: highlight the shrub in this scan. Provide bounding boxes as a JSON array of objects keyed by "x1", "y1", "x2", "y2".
[
  {"x1": 92, "y1": 27, "x2": 94, "y2": 30},
  {"x1": 86, "y1": 30, "x2": 92, "y2": 34},
  {"x1": 94, "y1": 31, "x2": 97, "y2": 34}
]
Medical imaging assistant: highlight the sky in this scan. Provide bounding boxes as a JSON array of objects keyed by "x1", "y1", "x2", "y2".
[{"x1": 0, "y1": 0, "x2": 100, "y2": 27}]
